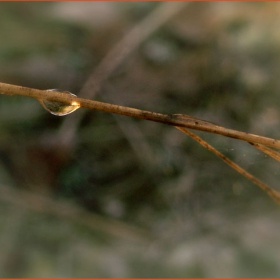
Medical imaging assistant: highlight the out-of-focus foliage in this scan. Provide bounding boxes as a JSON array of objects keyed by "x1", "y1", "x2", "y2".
[{"x1": 0, "y1": 2, "x2": 279, "y2": 277}]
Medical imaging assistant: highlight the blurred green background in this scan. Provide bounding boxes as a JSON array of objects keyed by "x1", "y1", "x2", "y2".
[{"x1": 0, "y1": 2, "x2": 279, "y2": 277}]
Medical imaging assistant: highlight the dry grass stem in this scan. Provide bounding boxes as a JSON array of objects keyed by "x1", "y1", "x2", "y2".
[
  {"x1": 1, "y1": 81, "x2": 280, "y2": 203},
  {"x1": 250, "y1": 142, "x2": 280, "y2": 162},
  {"x1": 176, "y1": 127, "x2": 280, "y2": 204},
  {"x1": 1, "y1": 81, "x2": 280, "y2": 149}
]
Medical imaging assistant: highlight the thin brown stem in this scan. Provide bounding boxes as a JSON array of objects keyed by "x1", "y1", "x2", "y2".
[
  {"x1": 176, "y1": 127, "x2": 280, "y2": 204},
  {"x1": 1, "y1": 81, "x2": 280, "y2": 149},
  {"x1": 250, "y1": 142, "x2": 280, "y2": 162}
]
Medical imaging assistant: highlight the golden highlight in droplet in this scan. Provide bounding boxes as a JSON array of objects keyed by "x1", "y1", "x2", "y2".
[{"x1": 71, "y1": 101, "x2": 80, "y2": 106}]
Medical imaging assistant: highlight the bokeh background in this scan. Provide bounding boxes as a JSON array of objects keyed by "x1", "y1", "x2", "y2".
[{"x1": 0, "y1": 2, "x2": 279, "y2": 277}]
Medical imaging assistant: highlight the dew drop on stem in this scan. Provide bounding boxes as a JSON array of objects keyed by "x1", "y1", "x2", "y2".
[{"x1": 39, "y1": 89, "x2": 80, "y2": 116}]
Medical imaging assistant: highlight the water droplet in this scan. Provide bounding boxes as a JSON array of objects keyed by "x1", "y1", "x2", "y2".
[{"x1": 39, "y1": 89, "x2": 80, "y2": 116}]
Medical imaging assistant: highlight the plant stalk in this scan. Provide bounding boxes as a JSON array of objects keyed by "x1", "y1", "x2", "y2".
[{"x1": 1, "y1": 81, "x2": 280, "y2": 149}]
